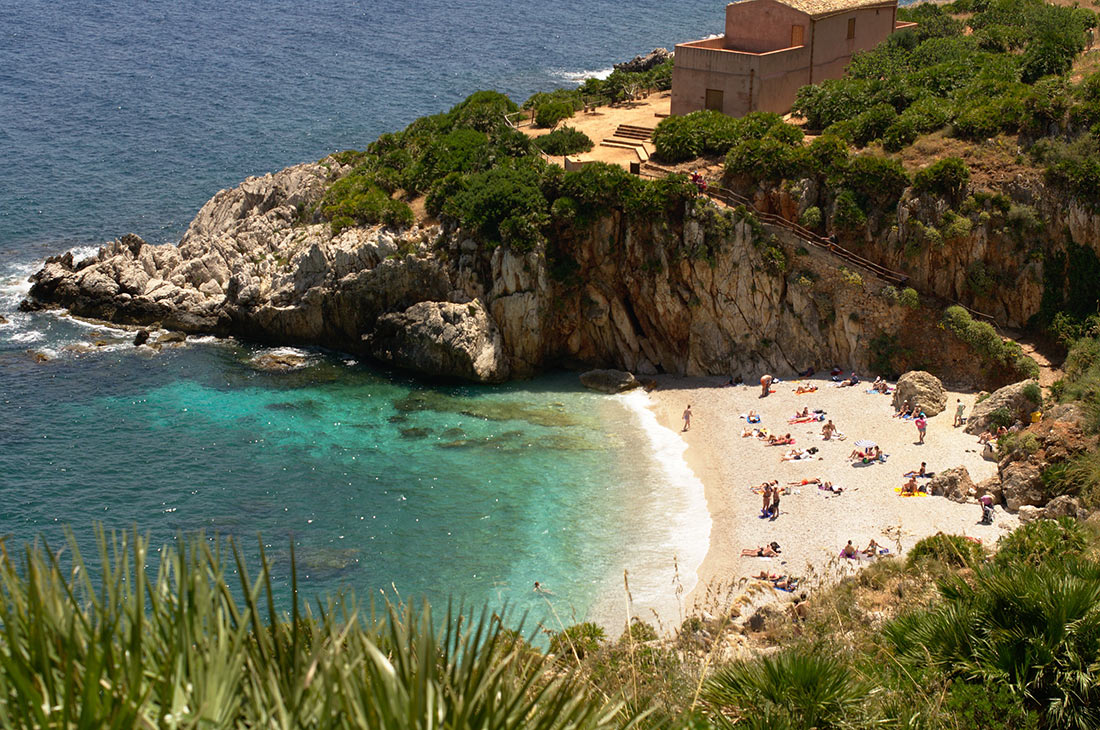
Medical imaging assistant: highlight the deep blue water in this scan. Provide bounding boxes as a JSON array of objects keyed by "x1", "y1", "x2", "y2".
[{"x1": 0, "y1": 0, "x2": 722, "y2": 625}]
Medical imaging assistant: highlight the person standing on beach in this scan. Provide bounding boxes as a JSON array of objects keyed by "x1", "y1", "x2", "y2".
[
  {"x1": 915, "y1": 412, "x2": 927, "y2": 444},
  {"x1": 760, "y1": 374, "x2": 774, "y2": 397},
  {"x1": 953, "y1": 398, "x2": 966, "y2": 428},
  {"x1": 770, "y1": 487, "x2": 781, "y2": 519},
  {"x1": 682, "y1": 404, "x2": 693, "y2": 431},
  {"x1": 762, "y1": 483, "x2": 773, "y2": 516}
]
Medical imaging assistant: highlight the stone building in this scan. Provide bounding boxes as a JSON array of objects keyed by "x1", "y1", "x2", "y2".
[{"x1": 670, "y1": 0, "x2": 915, "y2": 118}]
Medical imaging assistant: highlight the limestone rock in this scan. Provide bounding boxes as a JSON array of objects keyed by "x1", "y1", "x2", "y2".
[
  {"x1": 928, "y1": 466, "x2": 975, "y2": 503},
  {"x1": 613, "y1": 48, "x2": 672, "y2": 74},
  {"x1": 156, "y1": 331, "x2": 187, "y2": 344},
  {"x1": 1001, "y1": 461, "x2": 1044, "y2": 511},
  {"x1": 1043, "y1": 494, "x2": 1084, "y2": 520},
  {"x1": 579, "y1": 369, "x2": 641, "y2": 394},
  {"x1": 1017, "y1": 505, "x2": 1044, "y2": 523},
  {"x1": 0, "y1": 315, "x2": 8, "y2": 325},
  {"x1": 133, "y1": 329, "x2": 150, "y2": 346},
  {"x1": 251, "y1": 351, "x2": 309, "y2": 371},
  {"x1": 371, "y1": 300, "x2": 509, "y2": 383},
  {"x1": 966, "y1": 380, "x2": 1041, "y2": 434},
  {"x1": 891, "y1": 371, "x2": 947, "y2": 416},
  {"x1": 976, "y1": 476, "x2": 1003, "y2": 505}
]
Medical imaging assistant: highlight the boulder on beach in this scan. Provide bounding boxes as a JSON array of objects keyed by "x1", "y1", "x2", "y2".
[
  {"x1": 1001, "y1": 461, "x2": 1044, "y2": 511},
  {"x1": 891, "y1": 370, "x2": 947, "y2": 416},
  {"x1": 928, "y1": 466, "x2": 976, "y2": 503},
  {"x1": 579, "y1": 369, "x2": 641, "y2": 394},
  {"x1": 965, "y1": 379, "x2": 1041, "y2": 434}
]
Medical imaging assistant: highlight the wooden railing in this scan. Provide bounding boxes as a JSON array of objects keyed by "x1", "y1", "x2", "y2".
[{"x1": 702, "y1": 184, "x2": 911, "y2": 286}]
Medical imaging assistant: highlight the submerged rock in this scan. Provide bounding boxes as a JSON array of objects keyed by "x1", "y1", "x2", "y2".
[
  {"x1": 251, "y1": 351, "x2": 309, "y2": 371},
  {"x1": 133, "y1": 329, "x2": 150, "y2": 346},
  {"x1": 891, "y1": 371, "x2": 947, "y2": 416},
  {"x1": 579, "y1": 369, "x2": 641, "y2": 394}
]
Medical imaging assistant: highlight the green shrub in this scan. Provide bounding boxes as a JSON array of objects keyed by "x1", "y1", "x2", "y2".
[
  {"x1": 535, "y1": 101, "x2": 574, "y2": 128},
  {"x1": 321, "y1": 170, "x2": 415, "y2": 234},
  {"x1": 995, "y1": 517, "x2": 1088, "y2": 569},
  {"x1": 548, "y1": 622, "x2": 605, "y2": 661},
  {"x1": 942, "y1": 681, "x2": 1042, "y2": 730},
  {"x1": 907, "y1": 533, "x2": 985, "y2": 568},
  {"x1": 941, "y1": 305, "x2": 1039, "y2": 379},
  {"x1": 987, "y1": 406, "x2": 1014, "y2": 430},
  {"x1": 850, "y1": 102, "x2": 899, "y2": 146},
  {"x1": 799, "y1": 206, "x2": 822, "y2": 230},
  {"x1": 882, "y1": 116, "x2": 918, "y2": 152},
  {"x1": 913, "y1": 157, "x2": 970, "y2": 199},
  {"x1": 843, "y1": 154, "x2": 910, "y2": 209},
  {"x1": 725, "y1": 137, "x2": 805, "y2": 183},
  {"x1": 701, "y1": 647, "x2": 869, "y2": 730},
  {"x1": 899, "y1": 287, "x2": 920, "y2": 309},
  {"x1": 833, "y1": 190, "x2": 867, "y2": 233},
  {"x1": 535, "y1": 126, "x2": 593, "y2": 156},
  {"x1": 443, "y1": 161, "x2": 549, "y2": 250},
  {"x1": 652, "y1": 110, "x2": 751, "y2": 162},
  {"x1": 448, "y1": 89, "x2": 518, "y2": 134},
  {"x1": 806, "y1": 134, "x2": 850, "y2": 181}
]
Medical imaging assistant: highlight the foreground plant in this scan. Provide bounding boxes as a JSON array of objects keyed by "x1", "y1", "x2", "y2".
[{"x1": 0, "y1": 528, "x2": 644, "y2": 729}]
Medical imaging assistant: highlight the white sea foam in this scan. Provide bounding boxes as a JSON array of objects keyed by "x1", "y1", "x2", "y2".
[
  {"x1": 610, "y1": 390, "x2": 712, "y2": 624},
  {"x1": 66, "y1": 245, "x2": 102, "y2": 265},
  {"x1": 551, "y1": 67, "x2": 614, "y2": 84},
  {"x1": 9, "y1": 329, "x2": 44, "y2": 343}
]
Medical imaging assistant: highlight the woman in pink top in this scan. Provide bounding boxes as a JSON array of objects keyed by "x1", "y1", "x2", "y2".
[{"x1": 915, "y1": 413, "x2": 927, "y2": 444}]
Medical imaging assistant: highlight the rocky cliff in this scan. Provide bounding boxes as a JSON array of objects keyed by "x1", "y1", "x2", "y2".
[{"x1": 20, "y1": 160, "x2": 1022, "y2": 386}]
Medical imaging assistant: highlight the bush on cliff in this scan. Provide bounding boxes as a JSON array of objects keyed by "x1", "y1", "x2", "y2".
[
  {"x1": 442, "y1": 160, "x2": 549, "y2": 251},
  {"x1": 913, "y1": 156, "x2": 970, "y2": 199},
  {"x1": 321, "y1": 170, "x2": 414, "y2": 234},
  {"x1": 941, "y1": 305, "x2": 1039, "y2": 380}
]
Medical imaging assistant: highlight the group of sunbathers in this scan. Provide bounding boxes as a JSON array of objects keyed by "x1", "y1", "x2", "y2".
[
  {"x1": 977, "y1": 425, "x2": 1008, "y2": 444},
  {"x1": 894, "y1": 399, "x2": 921, "y2": 418},
  {"x1": 899, "y1": 476, "x2": 927, "y2": 495},
  {"x1": 870, "y1": 376, "x2": 890, "y2": 394},
  {"x1": 849, "y1": 445, "x2": 885, "y2": 463},
  {"x1": 753, "y1": 571, "x2": 799, "y2": 590},
  {"x1": 789, "y1": 406, "x2": 826, "y2": 423},
  {"x1": 841, "y1": 539, "x2": 887, "y2": 558}
]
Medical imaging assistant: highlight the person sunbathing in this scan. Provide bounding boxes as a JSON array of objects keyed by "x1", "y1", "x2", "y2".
[
  {"x1": 795, "y1": 384, "x2": 818, "y2": 394},
  {"x1": 790, "y1": 477, "x2": 821, "y2": 485},
  {"x1": 901, "y1": 477, "x2": 919, "y2": 495},
  {"x1": 747, "y1": 410, "x2": 761, "y2": 423},
  {"x1": 873, "y1": 446, "x2": 885, "y2": 462},
  {"x1": 820, "y1": 481, "x2": 843, "y2": 494},
  {"x1": 781, "y1": 448, "x2": 808, "y2": 461},
  {"x1": 741, "y1": 542, "x2": 781, "y2": 557},
  {"x1": 797, "y1": 407, "x2": 810, "y2": 418},
  {"x1": 861, "y1": 539, "x2": 883, "y2": 556},
  {"x1": 841, "y1": 540, "x2": 858, "y2": 558},
  {"x1": 849, "y1": 448, "x2": 868, "y2": 460},
  {"x1": 903, "y1": 462, "x2": 927, "y2": 478},
  {"x1": 977, "y1": 430, "x2": 994, "y2": 444},
  {"x1": 838, "y1": 373, "x2": 860, "y2": 387},
  {"x1": 821, "y1": 420, "x2": 837, "y2": 440}
]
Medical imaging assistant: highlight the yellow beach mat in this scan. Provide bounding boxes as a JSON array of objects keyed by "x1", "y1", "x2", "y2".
[{"x1": 894, "y1": 487, "x2": 929, "y2": 497}]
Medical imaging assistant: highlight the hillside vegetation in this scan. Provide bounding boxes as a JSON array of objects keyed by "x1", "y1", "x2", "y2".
[{"x1": 4, "y1": 519, "x2": 1100, "y2": 728}]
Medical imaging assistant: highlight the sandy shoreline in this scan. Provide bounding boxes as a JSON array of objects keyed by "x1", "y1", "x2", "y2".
[{"x1": 645, "y1": 374, "x2": 1019, "y2": 613}]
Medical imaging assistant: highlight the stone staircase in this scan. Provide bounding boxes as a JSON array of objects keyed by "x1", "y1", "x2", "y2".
[{"x1": 599, "y1": 124, "x2": 656, "y2": 162}]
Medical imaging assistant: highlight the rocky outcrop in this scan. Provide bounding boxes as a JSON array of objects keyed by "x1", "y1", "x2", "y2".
[
  {"x1": 370, "y1": 300, "x2": 509, "y2": 383},
  {"x1": 580, "y1": 369, "x2": 641, "y2": 394},
  {"x1": 613, "y1": 48, "x2": 672, "y2": 73},
  {"x1": 965, "y1": 380, "x2": 1040, "y2": 434},
  {"x1": 928, "y1": 466, "x2": 975, "y2": 503},
  {"x1": 892, "y1": 371, "x2": 947, "y2": 416},
  {"x1": 19, "y1": 160, "x2": 1033, "y2": 387},
  {"x1": 1001, "y1": 462, "x2": 1044, "y2": 511}
]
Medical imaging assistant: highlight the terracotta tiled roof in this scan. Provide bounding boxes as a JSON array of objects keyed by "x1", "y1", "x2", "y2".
[{"x1": 739, "y1": 0, "x2": 896, "y2": 18}]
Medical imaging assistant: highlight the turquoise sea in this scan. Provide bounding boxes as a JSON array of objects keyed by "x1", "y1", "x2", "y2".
[{"x1": 0, "y1": 0, "x2": 722, "y2": 627}]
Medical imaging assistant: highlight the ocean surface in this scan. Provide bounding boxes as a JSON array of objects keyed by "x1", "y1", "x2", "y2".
[{"x1": 0, "y1": 0, "x2": 725, "y2": 627}]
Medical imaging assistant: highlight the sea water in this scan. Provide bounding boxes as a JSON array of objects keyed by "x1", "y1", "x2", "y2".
[{"x1": 0, "y1": 0, "x2": 726, "y2": 626}]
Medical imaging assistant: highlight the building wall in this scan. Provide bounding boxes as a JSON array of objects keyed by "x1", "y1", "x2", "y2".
[
  {"x1": 724, "y1": 0, "x2": 807, "y2": 54},
  {"x1": 810, "y1": 6, "x2": 897, "y2": 83},
  {"x1": 671, "y1": 1, "x2": 899, "y2": 119}
]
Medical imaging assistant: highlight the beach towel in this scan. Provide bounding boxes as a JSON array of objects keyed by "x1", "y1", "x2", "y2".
[
  {"x1": 773, "y1": 582, "x2": 799, "y2": 592},
  {"x1": 893, "y1": 487, "x2": 929, "y2": 497}
]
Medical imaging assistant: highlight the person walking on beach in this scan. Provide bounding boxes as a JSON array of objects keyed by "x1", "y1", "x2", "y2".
[
  {"x1": 953, "y1": 398, "x2": 966, "y2": 428},
  {"x1": 915, "y1": 412, "x2": 927, "y2": 444},
  {"x1": 682, "y1": 404, "x2": 693, "y2": 431}
]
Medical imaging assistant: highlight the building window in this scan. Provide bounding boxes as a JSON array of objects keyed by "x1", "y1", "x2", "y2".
[
  {"x1": 847, "y1": 18, "x2": 856, "y2": 39},
  {"x1": 705, "y1": 89, "x2": 724, "y2": 112},
  {"x1": 791, "y1": 24, "x2": 804, "y2": 46}
]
